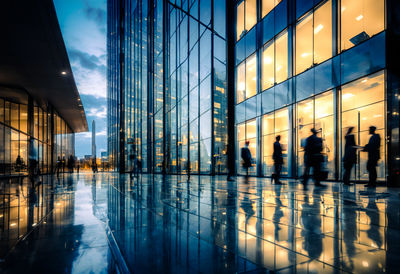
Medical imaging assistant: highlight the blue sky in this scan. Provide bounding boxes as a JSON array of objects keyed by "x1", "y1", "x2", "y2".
[{"x1": 54, "y1": 0, "x2": 107, "y2": 158}]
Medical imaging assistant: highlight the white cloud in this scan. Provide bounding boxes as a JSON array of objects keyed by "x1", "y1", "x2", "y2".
[{"x1": 87, "y1": 106, "x2": 107, "y2": 118}]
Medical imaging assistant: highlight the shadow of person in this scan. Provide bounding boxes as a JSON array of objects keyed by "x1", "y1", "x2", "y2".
[
  {"x1": 300, "y1": 188, "x2": 323, "y2": 260},
  {"x1": 341, "y1": 186, "x2": 357, "y2": 270},
  {"x1": 364, "y1": 190, "x2": 382, "y2": 249},
  {"x1": 241, "y1": 185, "x2": 255, "y2": 222},
  {"x1": 273, "y1": 184, "x2": 284, "y2": 241}
]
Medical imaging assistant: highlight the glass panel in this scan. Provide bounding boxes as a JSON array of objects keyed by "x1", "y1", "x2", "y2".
[
  {"x1": 314, "y1": 0, "x2": 332, "y2": 64},
  {"x1": 296, "y1": 13, "x2": 313, "y2": 74},
  {"x1": 262, "y1": 41, "x2": 274, "y2": 90},
  {"x1": 262, "y1": 0, "x2": 275, "y2": 18},
  {"x1": 236, "y1": 1, "x2": 245, "y2": 40},
  {"x1": 238, "y1": 123, "x2": 246, "y2": 141},
  {"x1": 11, "y1": 103, "x2": 18, "y2": 130},
  {"x1": 262, "y1": 113, "x2": 274, "y2": 135},
  {"x1": 200, "y1": 110, "x2": 212, "y2": 140},
  {"x1": 0, "y1": 99, "x2": 4, "y2": 123},
  {"x1": 200, "y1": 138, "x2": 211, "y2": 172},
  {"x1": 236, "y1": 62, "x2": 246, "y2": 103},
  {"x1": 246, "y1": 54, "x2": 257, "y2": 98},
  {"x1": 246, "y1": 119, "x2": 257, "y2": 139},
  {"x1": 245, "y1": 0, "x2": 257, "y2": 32},
  {"x1": 275, "y1": 108, "x2": 289, "y2": 132},
  {"x1": 20, "y1": 104, "x2": 28, "y2": 134},
  {"x1": 275, "y1": 31, "x2": 288, "y2": 84},
  {"x1": 315, "y1": 90, "x2": 333, "y2": 119},
  {"x1": 341, "y1": 71, "x2": 384, "y2": 112},
  {"x1": 341, "y1": 0, "x2": 385, "y2": 51}
]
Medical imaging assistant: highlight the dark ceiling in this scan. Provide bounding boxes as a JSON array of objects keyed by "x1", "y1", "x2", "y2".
[{"x1": 0, "y1": 0, "x2": 88, "y2": 132}]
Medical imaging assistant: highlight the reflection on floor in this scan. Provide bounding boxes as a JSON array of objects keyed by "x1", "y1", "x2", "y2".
[{"x1": 1, "y1": 173, "x2": 400, "y2": 273}]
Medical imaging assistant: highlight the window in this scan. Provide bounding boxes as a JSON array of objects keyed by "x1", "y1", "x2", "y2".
[
  {"x1": 237, "y1": 119, "x2": 257, "y2": 175},
  {"x1": 262, "y1": 0, "x2": 282, "y2": 18},
  {"x1": 246, "y1": 54, "x2": 257, "y2": 99},
  {"x1": 341, "y1": 71, "x2": 385, "y2": 180},
  {"x1": 341, "y1": 0, "x2": 385, "y2": 51},
  {"x1": 237, "y1": 54, "x2": 257, "y2": 104},
  {"x1": 314, "y1": 0, "x2": 332, "y2": 64},
  {"x1": 262, "y1": 107, "x2": 289, "y2": 176},
  {"x1": 295, "y1": 0, "x2": 332, "y2": 75},
  {"x1": 236, "y1": 0, "x2": 257, "y2": 40},
  {"x1": 296, "y1": 91, "x2": 334, "y2": 177},
  {"x1": 262, "y1": 30, "x2": 288, "y2": 90}
]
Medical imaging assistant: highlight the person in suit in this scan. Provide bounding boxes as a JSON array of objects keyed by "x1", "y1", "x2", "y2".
[
  {"x1": 302, "y1": 128, "x2": 326, "y2": 188},
  {"x1": 272, "y1": 135, "x2": 284, "y2": 184},
  {"x1": 363, "y1": 126, "x2": 381, "y2": 187},
  {"x1": 241, "y1": 141, "x2": 252, "y2": 184},
  {"x1": 343, "y1": 127, "x2": 357, "y2": 185}
]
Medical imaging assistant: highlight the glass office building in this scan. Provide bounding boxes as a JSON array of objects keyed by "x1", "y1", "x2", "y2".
[
  {"x1": 108, "y1": 0, "x2": 400, "y2": 184},
  {"x1": 108, "y1": 0, "x2": 228, "y2": 174},
  {"x1": 0, "y1": 0, "x2": 88, "y2": 176}
]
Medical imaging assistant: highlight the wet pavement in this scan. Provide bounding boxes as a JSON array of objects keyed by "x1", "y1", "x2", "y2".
[{"x1": 1, "y1": 173, "x2": 400, "y2": 273}]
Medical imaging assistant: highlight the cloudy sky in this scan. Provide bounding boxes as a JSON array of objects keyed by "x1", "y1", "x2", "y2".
[{"x1": 54, "y1": 0, "x2": 107, "y2": 158}]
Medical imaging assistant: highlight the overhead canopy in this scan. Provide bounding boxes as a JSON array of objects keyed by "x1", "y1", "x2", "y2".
[{"x1": 0, "y1": 0, "x2": 88, "y2": 132}]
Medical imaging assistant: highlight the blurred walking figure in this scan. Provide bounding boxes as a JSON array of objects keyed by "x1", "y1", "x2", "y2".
[
  {"x1": 56, "y1": 156, "x2": 62, "y2": 176},
  {"x1": 272, "y1": 135, "x2": 284, "y2": 185},
  {"x1": 362, "y1": 126, "x2": 380, "y2": 187},
  {"x1": 28, "y1": 138, "x2": 39, "y2": 187},
  {"x1": 92, "y1": 158, "x2": 98, "y2": 173},
  {"x1": 67, "y1": 155, "x2": 75, "y2": 173},
  {"x1": 302, "y1": 128, "x2": 326, "y2": 188},
  {"x1": 343, "y1": 127, "x2": 357, "y2": 185},
  {"x1": 241, "y1": 141, "x2": 252, "y2": 184}
]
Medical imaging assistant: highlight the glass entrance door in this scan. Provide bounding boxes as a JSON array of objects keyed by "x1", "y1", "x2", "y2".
[{"x1": 341, "y1": 71, "x2": 386, "y2": 181}]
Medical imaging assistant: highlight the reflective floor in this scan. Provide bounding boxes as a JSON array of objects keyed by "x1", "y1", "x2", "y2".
[{"x1": 1, "y1": 173, "x2": 400, "y2": 273}]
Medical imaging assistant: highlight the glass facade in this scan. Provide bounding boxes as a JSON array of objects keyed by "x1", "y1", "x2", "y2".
[
  {"x1": 0, "y1": 94, "x2": 74, "y2": 176},
  {"x1": 108, "y1": 0, "x2": 400, "y2": 183},
  {"x1": 108, "y1": 0, "x2": 227, "y2": 175},
  {"x1": 234, "y1": 0, "x2": 390, "y2": 181}
]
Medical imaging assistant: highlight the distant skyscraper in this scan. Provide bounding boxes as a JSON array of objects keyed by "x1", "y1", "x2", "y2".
[{"x1": 92, "y1": 120, "x2": 96, "y2": 159}]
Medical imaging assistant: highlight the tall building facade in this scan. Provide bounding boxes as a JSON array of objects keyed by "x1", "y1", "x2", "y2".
[
  {"x1": 108, "y1": 0, "x2": 400, "y2": 184},
  {"x1": 108, "y1": 0, "x2": 228, "y2": 174}
]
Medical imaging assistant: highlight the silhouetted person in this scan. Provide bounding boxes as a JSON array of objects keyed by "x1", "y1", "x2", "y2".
[
  {"x1": 241, "y1": 141, "x2": 252, "y2": 184},
  {"x1": 67, "y1": 155, "x2": 75, "y2": 173},
  {"x1": 92, "y1": 158, "x2": 98, "y2": 173},
  {"x1": 76, "y1": 161, "x2": 80, "y2": 173},
  {"x1": 15, "y1": 155, "x2": 23, "y2": 172},
  {"x1": 272, "y1": 135, "x2": 284, "y2": 185},
  {"x1": 302, "y1": 128, "x2": 326, "y2": 188},
  {"x1": 56, "y1": 156, "x2": 62, "y2": 176},
  {"x1": 28, "y1": 138, "x2": 39, "y2": 187},
  {"x1": 362, "y1": 126, "x2": 380, "y2": 187},
  {"x1": 186, "y1": 160, "x2": 191, "y2": 181},
  {"x1": 343, "y1": 127, "x2": 357, "y2": 185}
]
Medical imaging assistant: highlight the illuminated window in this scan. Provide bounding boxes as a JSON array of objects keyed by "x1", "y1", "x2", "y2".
[
  {"x1": 296, "y1": 91, "x2": 334, "y2": 177},
  {"x1": 236, "y1": 62, "x2": 246, "y2": 103},
  {"x1": 262, "y1": 0, "x2": 282, "y2": 18},
  {"x1": 237, "y1": 2, "x2": 245, "y2": 40},
  {"x1": 246, "y1": 54, "x2": 257, "y2": 98},
  {"x1": 236, "y1": 0, "x2": 257, "y2": 40},
  {"x1": 237, "y1": 54, "x2": 257, "y2": 103},
  {"x1": 237, "y1": 119, "x2": 258, "y2": 175},
  {"x1": 275, "y1": 31, "x2": 288, "y2": 84},
  {"x1": 341, "y1": 71, "x2": 385, "y2": 180},
  {"x1": 341, "y1": 0, "x2": 385, "y2": 51},
  {"x1": 296, "y1": 0, "x2": 332, "y2": 75},
  {"x1": 262, "y1": 108, "x2": 289, "y2": 176},
  {"x1": 314, "y1": 0, "x2": 332, "y2": 64},
  {"x1": 296, "y1": 13, "x2": 313, "y2": 74},
  {"x1": 262, "y1": 30, "x2": 288, "y2": 90},
  {"x1": 262, "y1": 41, "x2": 274, "y2": 89}
]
